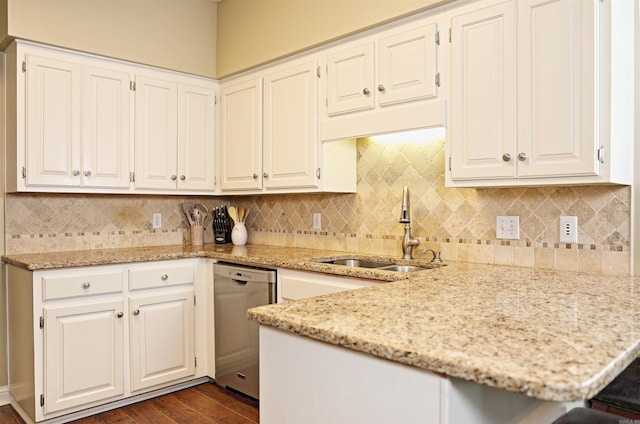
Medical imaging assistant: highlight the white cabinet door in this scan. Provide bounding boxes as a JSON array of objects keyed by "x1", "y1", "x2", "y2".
[
  {"x1": 278, "y1": 269, "x2": 376, "y2": 302},
  {"x1": 83, "y1": 66, "x2": 132, "y2": 189},
  {"x1": 25, "y1": 54, "x2": 82, "y2": 187},
  {"x1": 219, "y1": 77, "x2": 263, "y2": 191},
  {"x1": 378, "y1": 23, "x2": 439, "y2": 107},
  {"x1": 43, "y1": 299, "x2": 125, "y2": 414},
  {"x1": 129, "y1": 288, "x2": 195, "y2": 391},
  {"x1": 263, "y1": 59, "x2": 319, "y2": 189},
  {"x1": 134, "y1": 75, "x2": 178, "y2": 190},
  {"x1": 449, "y1": 1, "x2": 516, "y2": 180},
  {"x1": 177, "y1": 83, "x2": 216, "y2": 191},
  {"x1": 326, "y1": 42, "x2": 375, "y2": 115},
  {"x1": 517, "y1": 0, "x2": 596, "y2": 178}
]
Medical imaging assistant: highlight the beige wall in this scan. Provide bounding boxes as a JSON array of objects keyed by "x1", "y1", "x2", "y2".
[
  {"x1": 4, "y1": 0, "x2": 218, "y2": 78},
  {"x1": 216, "y1": 0, "x2": 452, "y2": 77}
]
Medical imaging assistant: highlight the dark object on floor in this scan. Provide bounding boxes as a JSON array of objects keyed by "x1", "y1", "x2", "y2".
[
  {"x1": 552, "y1": 407, "x2": 625, "y2": 423},
  {"x1": 590, "y1": 357, "x2": 640, "y2": 419}
]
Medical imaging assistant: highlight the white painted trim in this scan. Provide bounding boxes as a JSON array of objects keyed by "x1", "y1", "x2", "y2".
[{"x1": 0, "y1": 386, "x2": 11, "y2": 406}]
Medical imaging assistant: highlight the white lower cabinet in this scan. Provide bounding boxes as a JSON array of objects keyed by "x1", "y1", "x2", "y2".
[
  {"x1": 7, "y1": 259, "x2": 208, "y2": 423},
  {"x1": 278, "y1": 268, "x2": 376, "y2": 302}
]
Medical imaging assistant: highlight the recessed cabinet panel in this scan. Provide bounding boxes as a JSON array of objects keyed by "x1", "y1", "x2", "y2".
[
  {"x1": 178, "y1": 84, "x2": 216, "y2": 191},
  {"x1": 326, "y1": 43, "x2": 375, "y2": 115},
  {"x1": 263, "y1": 60, "x2": 318, "y2": 189},
  {"x1": 44, "y1": 300, "x2": 125, "y2": 414},
  {"x1": 25, "y1": 55, "x2": 82, "y2": 186},
  {"x1": 129, "y1": 289, "x2": 195, "y2": 391},
  {"x1": 220, "y1": 78, "x2": 264, "y2": 191},
  {"x1": 517, "y1": 0, "x2": 596, "y2": 178},
  {"x1": 134, "y1": 76, "x2": 178, "y2": 190},
  {"x1": 450, "y1": 1, "x2": 516, "y2": 180},
  {"x1": 378, "y1": 23, "x2": 438, "y2": 107},
  {"x1": 83, "y1": 66, "x2": 131, "y2": 188}
]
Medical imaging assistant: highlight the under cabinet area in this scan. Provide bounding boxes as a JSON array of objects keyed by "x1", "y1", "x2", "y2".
[
  {"x1": 5, "y1": 39, "x2": 218, "y2": 195},
  {"x1": 277, "y1": 269, "x2": 376, "y2": 302},
  {"x1": 7, "y1": 259, "x2": 210, "y2": 423},
  {"x1": 446, "y1": 0, "x2": 634, "y2": 187}
]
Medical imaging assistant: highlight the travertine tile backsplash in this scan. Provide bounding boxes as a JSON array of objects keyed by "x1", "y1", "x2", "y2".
[{"x1": 5, "y1": 134, "x2": 631, "y2": 274}]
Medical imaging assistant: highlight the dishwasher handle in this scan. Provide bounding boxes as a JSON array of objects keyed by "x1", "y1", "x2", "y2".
[{"x1": 232, "y1": 279, "x2": 248, "y2": 285}]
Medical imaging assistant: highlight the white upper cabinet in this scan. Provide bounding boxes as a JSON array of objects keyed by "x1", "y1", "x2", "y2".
[
  {"x1": 263, "y1": 60, "x2": 318, "y2": 190},
  {"x1": 320, "y1": 20, "x2": 445, "y2": 142},
  {"x1": 134, "y1": 73, "x2": 216, "y2": 192},
  {"x1": 219, "y1": 57, "x2": 356, "y2": 194},
  {"x1": 219, "y1": 77, "x2": 264, "y2": 191},
  {"x1": 6, "y1": 40, "x2": 217, "y2": 195},
  {"x1": 447, "y1": 0, "x2": 633, "y2": 187}
]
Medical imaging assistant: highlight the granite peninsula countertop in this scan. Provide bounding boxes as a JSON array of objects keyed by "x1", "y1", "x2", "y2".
[{"x1": 4, "y1": 243, "x2": 640, "y2": 403}]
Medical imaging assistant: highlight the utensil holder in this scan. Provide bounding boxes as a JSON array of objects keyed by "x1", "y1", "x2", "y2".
[
  {"x1": 231, "y1": 222, "x2": 248, "y2": 246},
  {"x1": 191, "y1": 225, "x2": 204, "y2": 246}
]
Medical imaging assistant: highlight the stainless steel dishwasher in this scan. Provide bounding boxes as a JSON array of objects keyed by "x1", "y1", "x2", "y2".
[{"x1": 213, "y1": 262, "x2": 276, "y2": 400}]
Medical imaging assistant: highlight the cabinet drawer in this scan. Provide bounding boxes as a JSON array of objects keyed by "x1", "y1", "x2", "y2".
[
  {"x1": 129, "y1": 263, "x2": 194, "y2": 290},
  {"x1": 42, "y1": 271, "x2": 124, "y2": 301}
]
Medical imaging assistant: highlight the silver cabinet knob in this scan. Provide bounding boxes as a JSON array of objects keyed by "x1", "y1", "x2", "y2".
[
  {"x1": 502, "y1": 153, "x2": 511, "y2": 162},
  {"x1": 161, "y1": 274, "x2": 168, "y2": 281},
  {"x1": 362, "y1": 88, "x2": 370, "y2": 95},
  {"x1": 518, "y1": 153, "x2": 528, "y2": 161},
  {"x1": 82, "y1": 282, "x2": 90, "y2": 289},
  {"x1": 252, "y1": 173, "x2": 258, "y2": 179},
  {"x1": 73, "y1": 170, "x2": 80, "y2": 176},
  {"x1": 84, "y1": 170, "x2": 91, "y2": 177},
  {"x1": 180, "y1": 175, "x2": 186, "y2": 181},
  {"x1": 171, "y1": 175, "x2": 177, "y2": 180},
  {"x1": 378, "y1": 84, "x2": 385, "y2": 92},
  {"x1": 117, "y1": 312, "x2": 124, "y2": 318},
  {"x1": 133, "y1": 309, "x2": 140, "y2": 316},
  {"x1": 263, "y1": 172, "x2": 269, "y2": 179}
]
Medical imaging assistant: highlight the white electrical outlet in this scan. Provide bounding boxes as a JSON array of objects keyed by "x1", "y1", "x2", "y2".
[
  {"x1": 152, "y1": 213, "x2": 162, "y2": 229},
  {"x1": 496, "y1": 216, "x2": 520, "y2": 239},
  {"x1": 313, "y1": 213, "x2": 322, "y2": 230},
  {"x1": 560, "y1": 216, "x2": 578, "y2": 243}
]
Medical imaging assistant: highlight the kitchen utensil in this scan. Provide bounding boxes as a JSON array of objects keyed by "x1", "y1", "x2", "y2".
[
  {"x1": 183, "y1": 202, "x2": 195, "y2": 226},
  {"x1": 192, "y1": 208, "x2": 203, "y2": 226},
  {"x1": 228, "y1": 206, "x2": 238, "y2": 222}
]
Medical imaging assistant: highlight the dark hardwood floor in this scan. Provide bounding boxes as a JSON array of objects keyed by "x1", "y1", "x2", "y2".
[{"x1": 0, "y1": 383, "x2": 259, "y2": 424}]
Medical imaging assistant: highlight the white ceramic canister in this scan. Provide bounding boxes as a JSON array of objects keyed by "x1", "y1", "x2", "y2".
[{"x1": 231, "y1": 222, "x2": 248, "y2": 246}]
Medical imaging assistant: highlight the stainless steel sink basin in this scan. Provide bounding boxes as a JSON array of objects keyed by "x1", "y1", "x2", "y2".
[
  {"x1": 313, "y1": 257, "x2": 432, "y2": 273},
  {"x1": 325, "y1": 258, "x2": 394, "y2": 268},
  {"x1": 376, "y1": 265, "x2": 428, "y2": 273}
]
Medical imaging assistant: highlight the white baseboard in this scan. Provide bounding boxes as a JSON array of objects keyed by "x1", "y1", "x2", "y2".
[{"x1": 0, "y1": 386, "x2": 11, "y2": 406}]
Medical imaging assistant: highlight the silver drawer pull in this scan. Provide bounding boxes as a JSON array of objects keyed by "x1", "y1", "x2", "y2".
[
  {"x1": 161, "y1": 274, "x2": 168, "y2": 281},
  {"x1": 117, "y1": 312, "x2": 123, "y2": 318},
  {"x1": 133, "y1": 309, "x2": 140, "y2": 316},
  {"x1": 82, "y1": 282, "x2": 90, "y2": 289}
]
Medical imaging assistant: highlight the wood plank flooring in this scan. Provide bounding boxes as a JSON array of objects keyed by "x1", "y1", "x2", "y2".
[{"x1": 0, "y1": 383, "x2": 259, "y2": 424}]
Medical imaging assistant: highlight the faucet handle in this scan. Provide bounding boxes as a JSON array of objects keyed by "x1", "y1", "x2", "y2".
[{"x1": 422, "y1": 248, "x2": 442, "y2": 264}]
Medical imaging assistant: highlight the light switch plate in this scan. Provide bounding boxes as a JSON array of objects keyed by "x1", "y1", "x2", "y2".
[
  {"x1": 313, "y1": 213, "x2": 322, "y2": 230},
  {"x1": 496, "y1": 216, "x2": 519, "y2": 239},
  {"x1": 152, "y1": 213, "x2": 162, "y2": 229}
]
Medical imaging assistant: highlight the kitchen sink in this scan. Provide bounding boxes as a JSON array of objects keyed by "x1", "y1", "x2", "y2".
[
  {"x1": 323, "y1": 258, "x2": 394, "y2": 268},
  {"x1": 312, "y1": 257, "x2": 432, "y2": 273}
]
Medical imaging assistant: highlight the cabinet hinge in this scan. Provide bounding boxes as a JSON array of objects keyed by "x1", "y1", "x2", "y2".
[
  {"x1": 39, "y1": 316, "x2": 44, "y2": 329},
  {"x1": 21, "y1": 61, "x2": 26, "y2": 73},
  {"x1": 435, "y1": 31, "x2": 440, "y2": 46},
  {"x1": 435, "y1": 73, "x2": 441, "y2": 87},
  {"x1": 129, "y1": 172, "x2": 135, "y2": 183},
  {"x1": 325, "y1": 98, "x2": 328, "y2": 108},
  {"x1": 21, "y1": 166, "x2": 26, "y2": 179},
  {"x1": 316, "y1": 168, "x2": 321, "y2": 179},
  {"x1": 326, "y1": 63, "x2": 328, "y2": 74},
  {"x1": 598, "y1": 146, "x2": 606, "y2": 164},
  {"x1": 317, "y1": 66, "x2": 321, "y2": 78},
  {"x1": 40, "y1": 394, "x2": 44, "y2": 407},
  {"x1": 449, "y1": 28, "x2": 452, "y2": 43},
  {"x1": 130, "y1": 81, "x2": 136, "y2": 91},
  {"x1": 449, "y1": 157, "x2": 452, "y2": 172},
  {"x1": 195, "y1": 357, "x2": 197, "y2": 368},
  {"x1": 194, "y1": 296, "x2": 196, "y2": 306},
  {"x1": 214, "y1": 95, "x2": 217, "y2": 105}
]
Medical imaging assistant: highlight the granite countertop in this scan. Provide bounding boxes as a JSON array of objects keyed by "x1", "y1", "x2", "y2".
[{"x1": 4, "y1": 243, "x2": 640, "y2": 403}]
